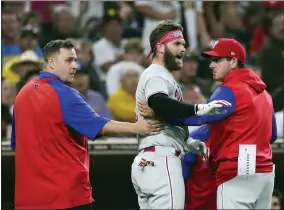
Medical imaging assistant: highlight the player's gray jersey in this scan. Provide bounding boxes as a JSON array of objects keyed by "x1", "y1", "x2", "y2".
[{"x1": 136, "y1": 64, "x2": 189, "y2": 153}]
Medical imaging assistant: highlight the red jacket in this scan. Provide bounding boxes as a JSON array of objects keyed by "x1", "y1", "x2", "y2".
[
  {"x1": 210, "y1": 69, "x2": 274, "y2": 186},
  {"x1": 173, "y1": 69, "x2": 276, "y2": 187}
]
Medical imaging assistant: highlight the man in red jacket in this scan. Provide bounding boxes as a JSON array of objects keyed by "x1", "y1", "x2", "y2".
[{"x1": 165, "y1": 38, "x2": 277, "y2": 209}]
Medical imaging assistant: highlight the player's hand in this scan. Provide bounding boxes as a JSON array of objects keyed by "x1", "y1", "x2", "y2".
[
  {"x1": 186, "y1": 138, "x2": 207, "y2": 158},
  {"x1": 137, "y1": 101, "x2": 155, "y2": 118},
  {"x1": 135, "y1": 117, "x2": 163, "y2": 136},
  {"x1": 196, "y1": 100, "x2": 231, "y2": 116}
]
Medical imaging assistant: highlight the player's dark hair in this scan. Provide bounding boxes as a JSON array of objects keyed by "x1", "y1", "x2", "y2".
[
  {"x1": 149, "y1": 20, "x2": 183, "y2": 57},
  {"x1": 43, "y1": 39, "x2": 74, "y2": 61}
]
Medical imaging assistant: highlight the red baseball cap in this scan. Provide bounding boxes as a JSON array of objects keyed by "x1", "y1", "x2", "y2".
[
  {"x1": 264, "y1": 1, "x2": 284, "y2": 8},
  {"x1": 201, "y1": 38, "x2": 246, "y2": 62}
]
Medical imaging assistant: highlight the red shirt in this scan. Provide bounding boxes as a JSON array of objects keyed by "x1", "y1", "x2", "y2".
[
  {"x1": 210, "y1": 69, "x2": 274, "y2": 186},
  {"x1": 13, "y1": 72, "x2": 109, "y2": 209},
  {"x1": 185, "y1": 141, "x2": 217, "y2": 210}
]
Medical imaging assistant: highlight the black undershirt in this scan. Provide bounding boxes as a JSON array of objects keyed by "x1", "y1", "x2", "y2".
[{"x1": 148, "y1": 93, "x2": 196, "y2": 118}]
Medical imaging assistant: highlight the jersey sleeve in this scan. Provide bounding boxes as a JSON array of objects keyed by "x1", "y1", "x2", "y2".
[
  {"x1": 145, "y1": 77, "x2": 169, "y2": 99},
  {"x1": 60, "y1": 89, "x2": 110, "y2": 140}
]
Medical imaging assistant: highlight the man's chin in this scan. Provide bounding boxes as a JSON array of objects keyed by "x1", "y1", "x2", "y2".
[{"x1": 65, "y1": 77, "x2": 74, "y2": 83}]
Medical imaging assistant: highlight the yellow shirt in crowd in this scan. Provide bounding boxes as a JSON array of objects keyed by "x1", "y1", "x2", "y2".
[{"x1": 107, "y1": 87, "x2": 136, "y2": 123}]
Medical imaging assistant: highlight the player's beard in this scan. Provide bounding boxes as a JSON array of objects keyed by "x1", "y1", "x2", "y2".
[{"x1": 164, "y1": 45, "x2": 183, "y2": 71}]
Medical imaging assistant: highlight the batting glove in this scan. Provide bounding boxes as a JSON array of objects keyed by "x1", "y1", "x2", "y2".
[
  {"x1": 194, "y1": 100, "x2": 231, "y2": 116},
  {"x1": 186, "y1": 138, "x2": 207, "y2": 158}
]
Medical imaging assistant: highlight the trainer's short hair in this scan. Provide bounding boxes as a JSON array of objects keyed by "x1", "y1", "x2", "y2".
[
  {"x1": 43, "y1": 39, "x2": 74, "y2": 60},
  {"x1": 149, "y1": 20, "x2": 183, "y2": 56}
]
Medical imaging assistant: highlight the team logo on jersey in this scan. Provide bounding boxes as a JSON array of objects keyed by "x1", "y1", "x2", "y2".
[{"x1": 174, "y1": 89, "x2": 183, "y2": 102}]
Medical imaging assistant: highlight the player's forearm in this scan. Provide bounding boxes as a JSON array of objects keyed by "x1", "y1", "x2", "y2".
[
  {"x1": 100, "y1": 120, "x2": 137, "y2": 137},
  {"x1": 148, "y1": 93, "x2": 196, "y2": 118}
]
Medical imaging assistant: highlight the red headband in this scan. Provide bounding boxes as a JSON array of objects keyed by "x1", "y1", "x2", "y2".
[{"x1": 146, "y1": 30, "x2": 184, "y2": 59}]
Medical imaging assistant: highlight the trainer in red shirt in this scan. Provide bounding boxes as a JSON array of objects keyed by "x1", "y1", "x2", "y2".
[
  {"x1": 11, "y1": 40, "x2": 161, "y2": 210},
  {"x1": 167, "y1": 38, "x2": 277, "y2": 209}
]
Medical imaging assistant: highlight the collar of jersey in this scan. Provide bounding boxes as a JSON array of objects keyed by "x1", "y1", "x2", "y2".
[{"x1": 39, "y1": 71, "x2": 63, "y2": 83}]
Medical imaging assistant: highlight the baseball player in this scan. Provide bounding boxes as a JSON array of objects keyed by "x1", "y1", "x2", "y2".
[
  {"x1": 148, "y1": 38, "x2": 278, "y2": 209},
  {"x1": 131, "y1": 20, "x2": 231, "y2": 209}
]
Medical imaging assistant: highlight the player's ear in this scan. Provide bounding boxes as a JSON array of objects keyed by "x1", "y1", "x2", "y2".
[{"x1": 157, "y1": 44, "x2": 165, "y2": 55}]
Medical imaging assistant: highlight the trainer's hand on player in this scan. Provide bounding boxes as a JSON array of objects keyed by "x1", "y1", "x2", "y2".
[
  {"x1": 195, "y1": 100, "x2": 231, "y2": 116},
  {"x1": 186, "y1": 138, "x2": 207, "y2": 158},
  {"x1": 137, "y1": 101, "x2": 155, "y2": 118},
  {"x1": 134, "y1": 117, "x2": 163, "y2": 136}
]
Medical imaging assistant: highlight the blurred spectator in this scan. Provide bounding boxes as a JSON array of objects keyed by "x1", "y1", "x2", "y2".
[
  {"x1": 2, "y1": 22, "x2": 43, "y2": 65},
  {"x1": 250, "y1": 1, "x2": 284, "y2": 56},
  {"x1": 205, "y1": 1, "x2": 246, "y2": 42},
  {"x1": 72, "y1": 38, "x2": 107, "y2": 98},
  {"x1": 68, "y1": 1, "x2": 104, "y2": 32},
  {"x1": 29, "y1": 1, "x2": 66, "y2": 33},
  {"x1": 40, "y1": 5, "x2": 80, "y2": 47},
  {"x1": 182, "y1": 84, "x2": 206, "y2": 105},
  {"x1": 182, "y1": 1, "x2": 212, "y2": 50},
  {"x1": 2, "y1": 50, "x2": 42, "y2": 84},
  {"x1": 179, "y1": 48, "x2": 212, "y2": 97},
  {"x1": 119, "y1": 1, "x2": 144, "y2": 38},
  {"x1": 106, "y1": 38, "x2": 144, "y2": 96},
  {"x1": 70, "y1": 69, "x2": 113, "y2": 119},
  {"x1": 93, "y1": 12, "x2": 126, "y2": 82},
  {"x1": 135, "y1": 1, "x2": 179, "y2": 55},
  {"x1": 1, "y1": 78, "x2": 17, "y2": 138},
  {"x1": 19, "y1": 26, "x2": 43, "y2": 57},
  {"x1": 271, "y1": 189, "x2": 283, "y2": 210},
  {"x1": 2, "y1": 1, "x2": 27, "y2": 18},
  {"x1": 257, "y1": 11, "x2": 284, "y2": 93},
  {"x1": 1, "y1": 78, "x2": 17, "y2": 111},
  {"x1": 107, "y1": 68, "x2": 141, "y2": 122},
  {"x1": 1, "y1": 9, "x2": 20, "y2": 65},
  {"x1": 21, "y1": 11, "x2": 43, "y2": 33}
]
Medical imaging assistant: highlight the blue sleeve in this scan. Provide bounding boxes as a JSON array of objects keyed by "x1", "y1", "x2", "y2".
[
  {"x1": 189, "y1": 125, "x2": 210, "y2": 142},
  {"x1": 167, "y1": 86, "x2": 236, "y2": 126},
  {"x1": 11, "y1": 110, "x2": 16, "y2": 150},
  {"x1": 271, "y1": 111, "x2": 277, "y2": 144},
  {"x1": 60, "y1": 89, "x2": 110, "y2": 140}
]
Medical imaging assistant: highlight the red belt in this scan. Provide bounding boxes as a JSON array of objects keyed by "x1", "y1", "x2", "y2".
[{"x1": 143, "y1": 146, "x2": 181, "y2": 157}]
